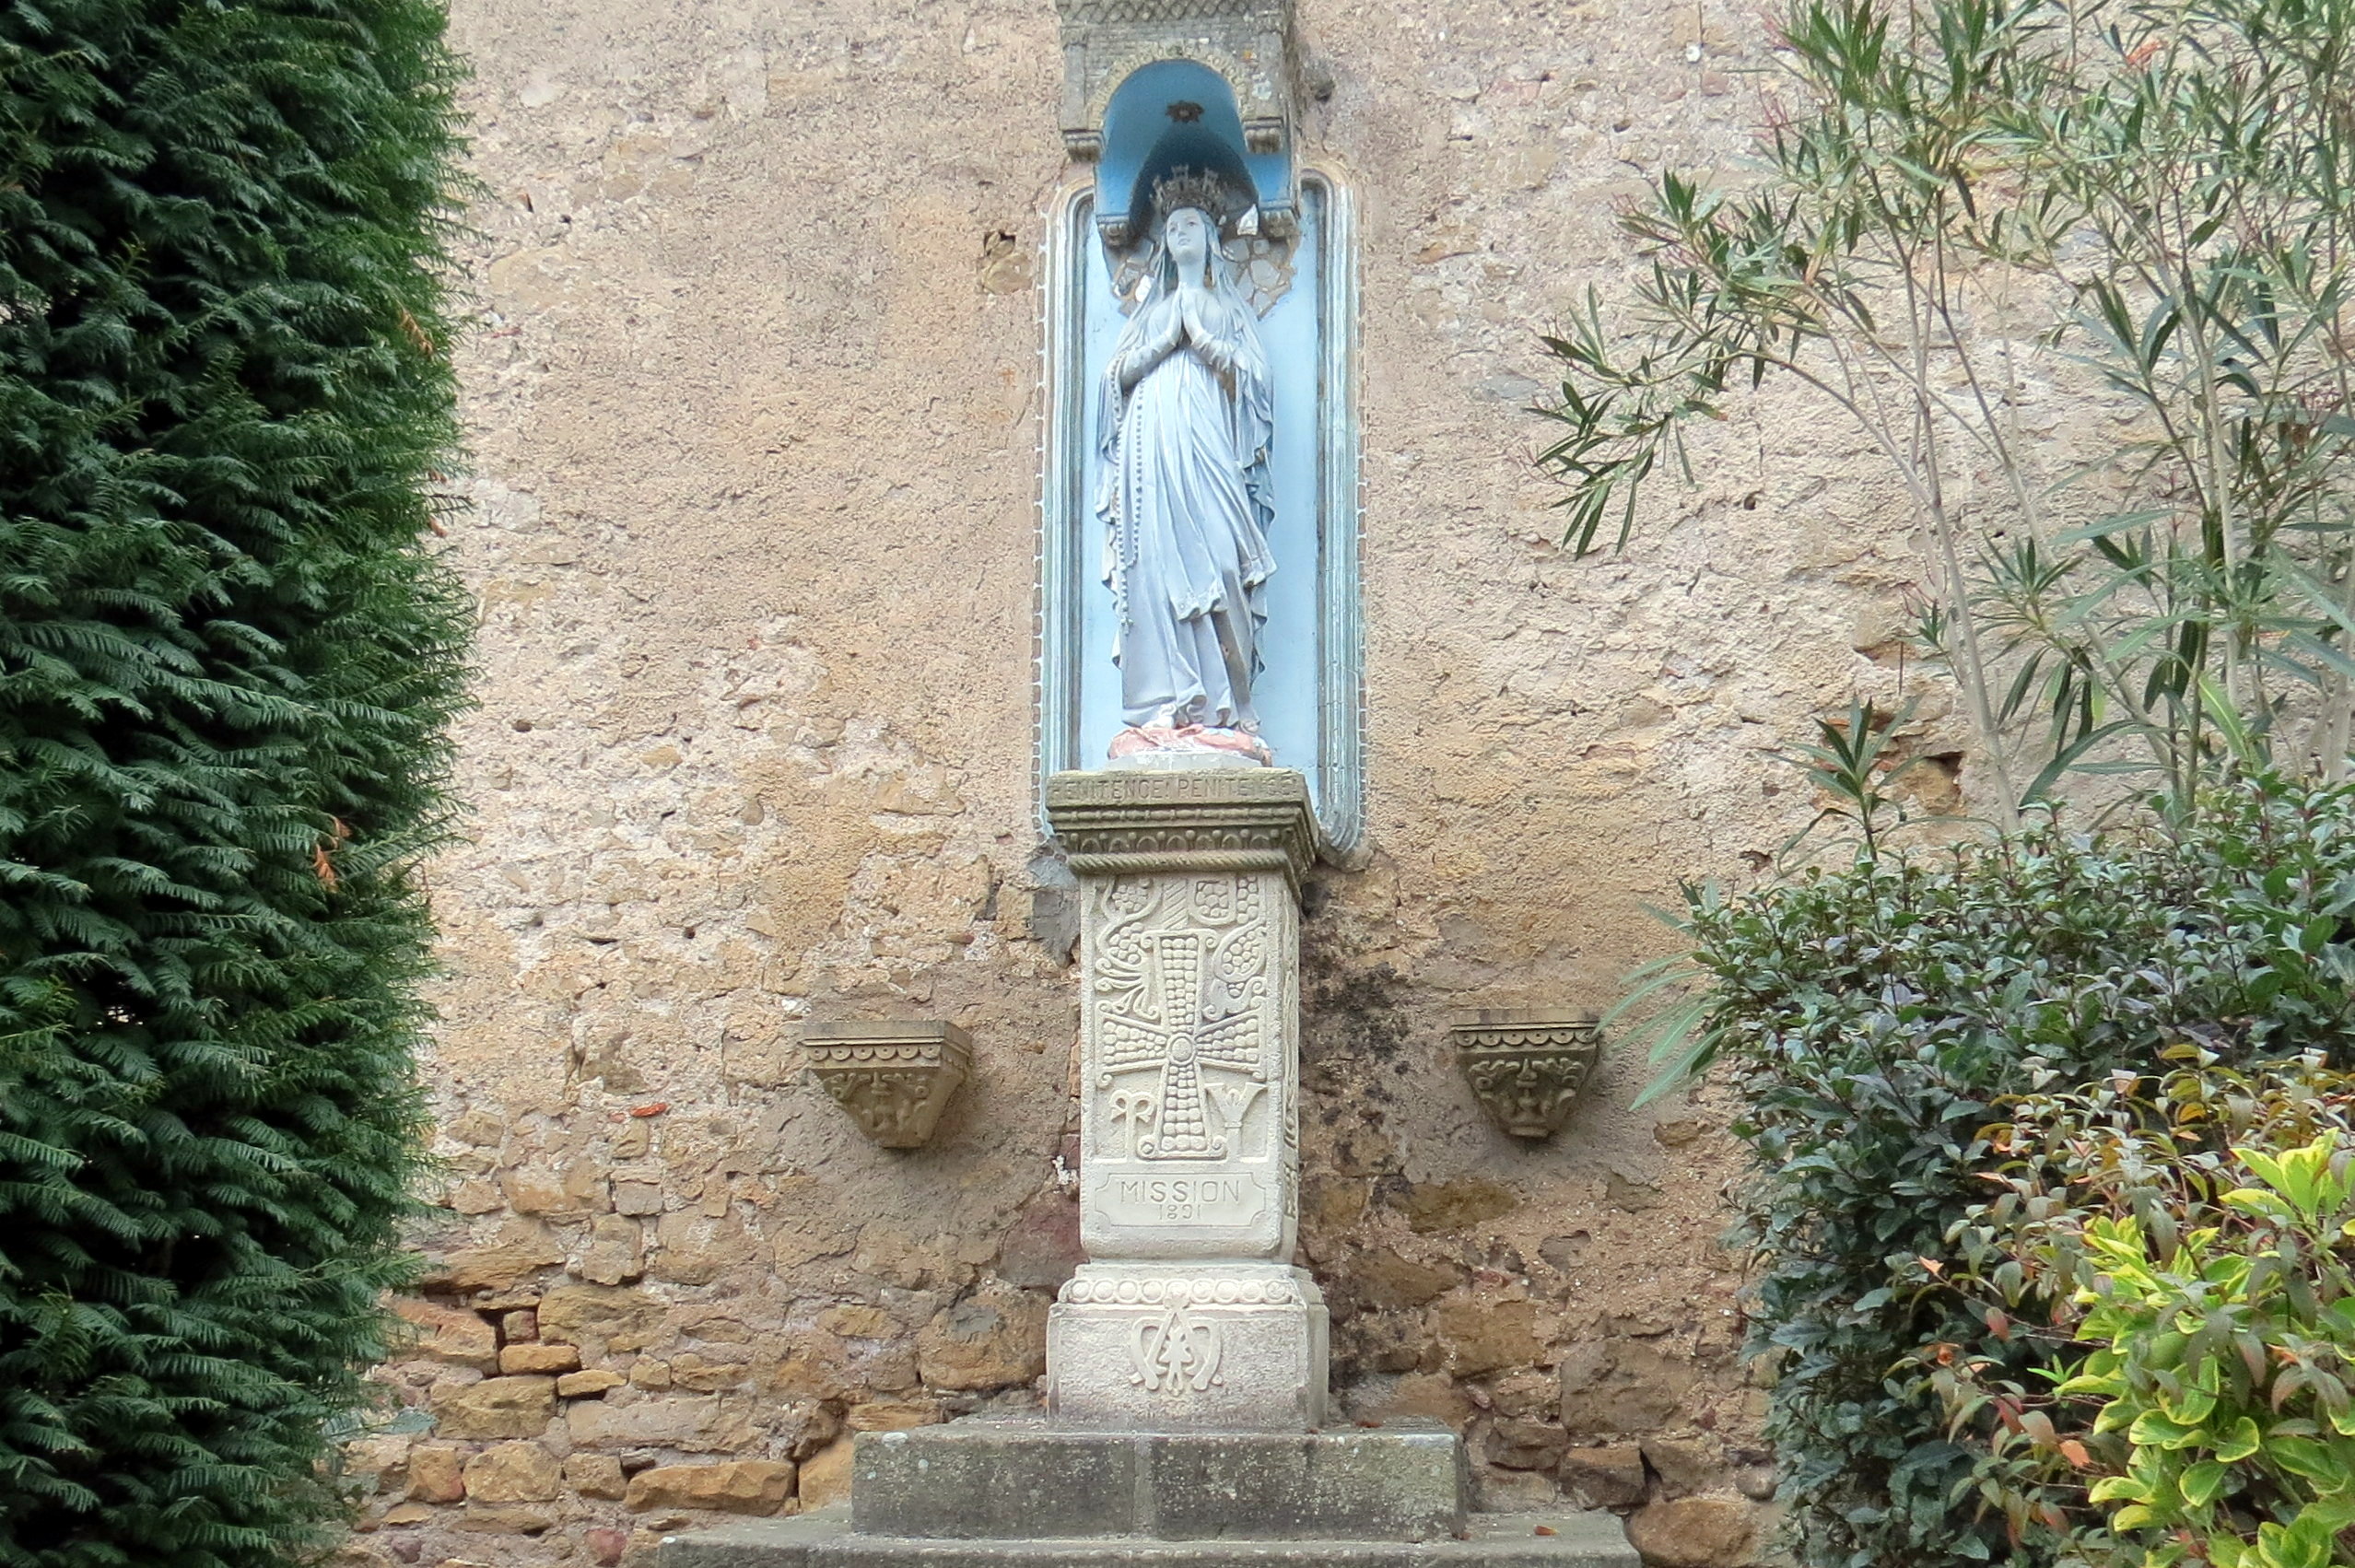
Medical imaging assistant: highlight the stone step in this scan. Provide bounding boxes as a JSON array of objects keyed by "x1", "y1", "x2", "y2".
[
  {"x1": 850, "y1": 1417, "x2": 1467, "y2": 1541},
  {"x1": 658, "y1": 1508, "x2": 1642, "y2": 1568}
]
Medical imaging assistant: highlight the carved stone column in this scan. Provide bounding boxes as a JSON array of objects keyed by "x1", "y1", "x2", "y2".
[{"x1": 1043, "y1": 765, "x2": 1326, "y2": 1430}]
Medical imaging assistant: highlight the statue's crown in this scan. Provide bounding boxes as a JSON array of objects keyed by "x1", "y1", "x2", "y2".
[{"x1": 1151, "y1": 168, "x2": 1244, "y2": 228}]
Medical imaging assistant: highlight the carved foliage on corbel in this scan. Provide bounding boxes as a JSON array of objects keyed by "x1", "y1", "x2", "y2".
[
  {"x1": 803, "y1": 1022, "x2": 971, "y2": 1149},
  {"x1": 1450, "y1": 1012, "x2": 1602, "y2": 1140}
]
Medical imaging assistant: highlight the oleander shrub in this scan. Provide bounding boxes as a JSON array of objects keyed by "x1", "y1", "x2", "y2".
[
  {"x1": 0, "y1": 1, "x2": 466, "y2": 1562},
  {"x1": 1683, "y1": 775, "x2": 2355, "y2": 1568},
  {"x1": 1938, "y1": 1059, "x2": 2355, "y2": 1568}
]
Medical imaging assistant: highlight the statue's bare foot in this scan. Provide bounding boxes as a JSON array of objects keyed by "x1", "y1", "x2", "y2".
[{"x1": 1109, "y1": 724, "x2": 1272, "y2": 765}]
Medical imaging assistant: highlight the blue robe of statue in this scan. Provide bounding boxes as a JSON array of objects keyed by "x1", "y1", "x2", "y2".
[{"x1": 1096, "y1": 274, "x2": 1277, "y2": 732}]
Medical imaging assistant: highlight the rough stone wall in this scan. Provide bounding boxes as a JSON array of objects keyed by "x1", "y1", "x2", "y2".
[{"x1": 343, "y1": 1, "x2": 1963, "y2": 1565}]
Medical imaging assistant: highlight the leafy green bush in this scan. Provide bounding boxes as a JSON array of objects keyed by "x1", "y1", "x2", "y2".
[
  {"x1": 1939, "y1": 1059, "x2": 2355, "y2": 1568},
  {"x1": 1686, "y1": 775, "x2": 2355, "y2": 1568},
  {"x1": 0, "y1": 1, "x2": 465, "y2": 1562}
]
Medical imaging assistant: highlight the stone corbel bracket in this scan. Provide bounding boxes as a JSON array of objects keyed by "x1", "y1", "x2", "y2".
[
  {"x1": 1044, "y1": 767, "x2": 1320, "y2": 891},
  {"x1": 1450, "y1": 1011, "x2": 1603, "y2": 1140},
  {"x1": 803, "y1": 1022, "x2": 972, "y2": 1149}
]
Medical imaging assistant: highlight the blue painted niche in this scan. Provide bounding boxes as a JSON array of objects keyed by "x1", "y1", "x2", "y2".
[{"x1": 1038, "y1": 61, "x2": 1361, "y2": 853}]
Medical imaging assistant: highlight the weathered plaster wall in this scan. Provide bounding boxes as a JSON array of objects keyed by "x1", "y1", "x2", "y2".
[{"x1": 346, "y1": 2, "x2": 1960, "y2": 1565}]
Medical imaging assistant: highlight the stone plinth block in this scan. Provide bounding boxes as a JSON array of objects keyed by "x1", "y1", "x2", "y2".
[
  {"x1": 658, "y1": 1510, "x2": 1643, "y2": 1568},
  {"x1": 1048, "y1": 1264, "x2": 1328, "y2": 1430},
  {"x1": 803, "y1": 1022, "x2": 971, "y2": 1149},
  {"x1": 848, "y1": 1416, "x2": 1463, "y2": 1541},
  {"x1": 1449, "y1": 1012, "x2": 1602, "y2": 1141},
  {"x1": 1046, "y1": 770, "x2": 1317, "y2": 1264}
]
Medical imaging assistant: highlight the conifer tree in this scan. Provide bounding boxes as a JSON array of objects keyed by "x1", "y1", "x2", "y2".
[{"x1": 0, "y1": 1, "x2": 465, "y2": 1562}]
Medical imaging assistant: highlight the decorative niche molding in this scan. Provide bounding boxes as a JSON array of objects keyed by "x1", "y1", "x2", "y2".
[
  {"x1": 1449, "y1": 1010, "x2": 1603, "y2": 1140},
  {"x1": 802, "y1": 1021, "x2": 972, "y2": 1149}
]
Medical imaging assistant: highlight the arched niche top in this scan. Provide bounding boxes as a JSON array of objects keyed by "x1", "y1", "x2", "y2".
[
  {"x1": 1053, "y1": 0, "x2": 1299, "y2": 229},
  {"x1": 1094, "y1": 60, "x2": 1295, "y2": 247}
]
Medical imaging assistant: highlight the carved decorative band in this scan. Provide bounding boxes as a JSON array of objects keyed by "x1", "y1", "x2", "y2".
[
  {"x1": 1060, "y1": 1276, "x2": 1299, "y2": 1306},
  {"x1": 1065, "y1": 849, "x2": 1296, "y2": 879},
  {"x1": 1456, "y1": 1024, "x2": 1601, "y2": 1051},
  {"x1": 803, "y1": 1041, "x2": 958, "y2": 1066}
]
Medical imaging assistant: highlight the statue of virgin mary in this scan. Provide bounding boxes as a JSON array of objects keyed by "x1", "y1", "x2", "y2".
[{"x1": 1095, "y1": 170, "x2": 1277, "y2": 761}]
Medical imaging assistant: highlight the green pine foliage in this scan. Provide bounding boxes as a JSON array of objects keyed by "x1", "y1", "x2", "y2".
[{"x1": 0, "y1": 1, "x2": 466, "y2": 1562}]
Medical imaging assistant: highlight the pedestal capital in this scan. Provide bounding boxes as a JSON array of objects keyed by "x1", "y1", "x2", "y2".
[{"x1": 1045, "y1": 767, "x2": 1319, "y2": 888}]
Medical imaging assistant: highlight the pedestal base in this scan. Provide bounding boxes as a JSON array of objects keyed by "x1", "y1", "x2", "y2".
[
  {"x1": 1047, "y1": 1264, "x2": 1329, "y2": 1431},
  {"x1": 850, "y1": 1418, "x2": 1462, "y2": 1541},
  {"x1": 659, "y1": 1509, "x2": 1641, "y2": 1568}
]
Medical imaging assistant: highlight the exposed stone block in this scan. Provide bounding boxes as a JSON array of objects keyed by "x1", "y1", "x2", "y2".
[
  {"x1": 627, "y1": 1460, "x2": 798, "y2": 1515},
  {"x1": 796, "y1": 1437, "x2": 855, "y2": 1510},
  {"x1": 391, "y1": 1298, "x2": 498, "y2": 1371},
  {"x1": 1558, "y1": 1340, "x2": 1700, "y2": 1438},
  {"x1": 1429, "y1": 1295, "x2": 1547, "y2": 1376},
  {"x1": 501, "y1": 1342, "x2": 582, "y2": 1375},
  {"x1": 1639, "y1": 1437, "x2": 1723, "y2": 1500},
  {"x1": 1560, "y1": 1445, "x2": 1650, "y2": 1511},
  {"x1": 426, "y1": 1221, "x2": 565, "y2": 1293},
  {"x1": 454, "y1": 1502, "x2": 558, "y2": 1535},
  {"x1": 1486, "y1": 1417, "x2": 1570, "y2": 1470},
  {"x1": 464, "y1": 1441, "x2": 563, "y2": 1503},
  {"x1": 430, "y1": 1375, "x2": 557, "y2": 1440},
  {"x1": 568, "y1": 1452, "x2": 630, "y2": 1500},
  {"x1": 540, "y1": 1284, "x2": 668, "y2": 1351},
  {"x1": 407, "y1": 1445, "x2": 466, "y2": 1504},
  {"x1": 559, "y1": 1368, "x2": 627, "y2": 1398},
  {"x1": 994, "y1": 1190, "x2": 1084, "y2": 1291},
  {"x1": 1623, "y1": 1495, "x2": 1761, "y2": 1568},
  {"x1": 844, "y1": 1398, "x2": 945, "y2": 1432},
  {"x1": 568, "y1": 1392, "x2": 723, "y2": 1448},
  {"x1": 915, "y1": 1282, "x2": 1047, "y2": 1392}
]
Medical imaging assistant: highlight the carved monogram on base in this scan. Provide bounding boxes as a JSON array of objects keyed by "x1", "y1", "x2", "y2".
[{"x1": 1133, "y1": 1304, "x2": 1224, "y2": 1393}]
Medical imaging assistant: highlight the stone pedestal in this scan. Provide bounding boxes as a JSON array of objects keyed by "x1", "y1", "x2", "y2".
[{"x1": 1043, "y1": 766, "x2": 1324, "y2": 1431}]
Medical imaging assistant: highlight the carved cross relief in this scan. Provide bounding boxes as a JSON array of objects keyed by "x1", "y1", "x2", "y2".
[{"x1": 1092, "y1": 874, "x2": 1273, "y2": 1161}]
